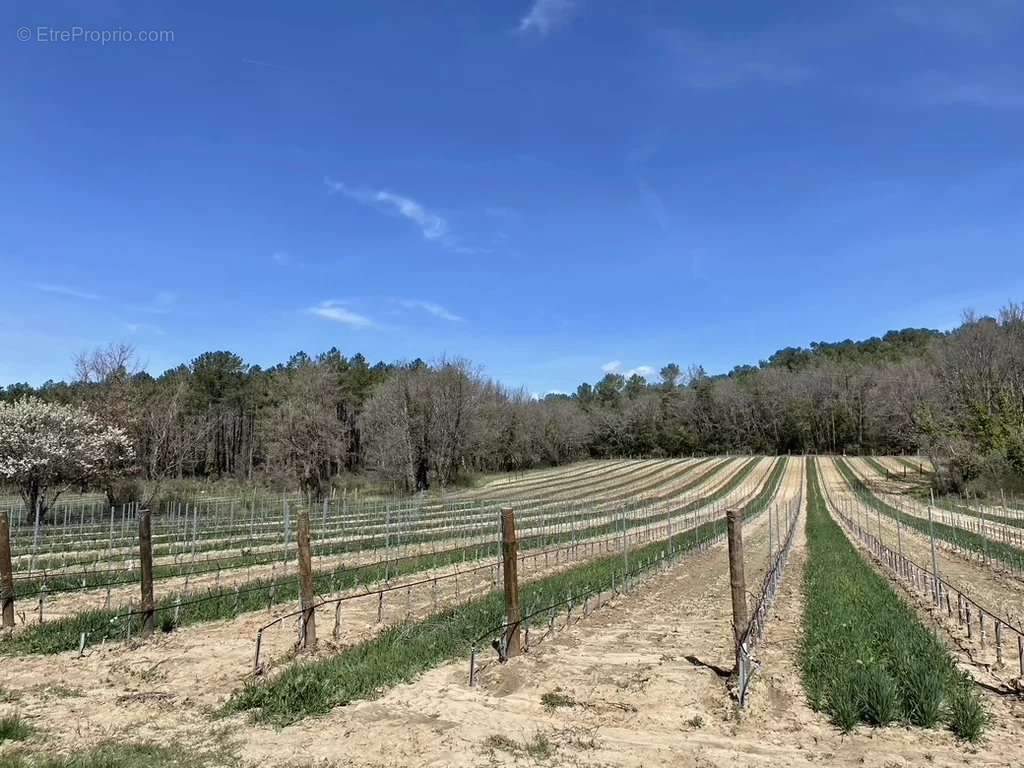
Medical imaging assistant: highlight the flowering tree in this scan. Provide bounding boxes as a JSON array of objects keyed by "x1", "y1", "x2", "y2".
[{"x1": 0, "y1": 397, "x2": 134, "y2": 524}]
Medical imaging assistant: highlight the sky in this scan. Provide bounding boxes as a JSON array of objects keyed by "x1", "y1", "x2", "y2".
[{"x1": 2, "y1": 1, "x2": 1023, "y2": 395}]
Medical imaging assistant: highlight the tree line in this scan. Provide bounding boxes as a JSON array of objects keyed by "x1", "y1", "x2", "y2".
[{"x1": 3, "y1": 303, "x2": 1022, "y2": 497}]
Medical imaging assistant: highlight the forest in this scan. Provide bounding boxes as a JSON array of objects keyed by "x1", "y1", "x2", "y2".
[{"x1": 3, "y1": 303, "x2": 1022, "y2": 497}]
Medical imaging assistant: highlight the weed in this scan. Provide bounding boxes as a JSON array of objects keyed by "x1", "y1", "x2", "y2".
[
  {"x1": 541, "y1": 690, "x2": 577, "y2": 711},
  {"x1": 0, "y1": 741, "x2": 232, "y2": 768},
  {"x1": 526, "y1": 732, "x2": 554, "y2": 760},
  {"x1": 0, "y1": 716, "x2": 32, "y2": 743},
  {"x1": 0, "y1": 687, "x2": 20, "y2": 703},
  {"x1": 483, "y1": 734, "x2": 520, "y2": 755}
]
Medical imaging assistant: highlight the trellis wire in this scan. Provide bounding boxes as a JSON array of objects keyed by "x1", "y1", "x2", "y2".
[
  {"x1": 737, "y1": 491, "x2": 803, "y2": 707},
  {"x1": 832, "y1": 494, "x2": 1024, "y2": 678}
]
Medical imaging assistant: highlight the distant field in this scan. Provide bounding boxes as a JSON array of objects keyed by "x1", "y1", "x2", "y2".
[{"x1": 1, "y1": 456, "x2": 1020, "y2": 767}]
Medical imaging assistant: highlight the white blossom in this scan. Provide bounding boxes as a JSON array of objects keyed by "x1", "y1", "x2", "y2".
[{"x1": 0, "y1": 397, "x2": 134, "y2": 515}]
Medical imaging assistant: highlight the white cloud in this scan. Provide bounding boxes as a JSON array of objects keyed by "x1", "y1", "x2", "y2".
[
  {"x1": 32, "y1": 283, "x2": 101, "y2": 301},
  {"x1": 602, "y1": 361, "x2": 655, "y2": 378},
  {"x1": 308, "y1": 300, "x2": 374, "y2": 329},
  {"x1": 375, "y1": 191, "x2": 447, "y2": 240},
  {"x1": 398, "y1": 299, "x2": 463, "y2": 322},
  {"x1": 518, "y1": 0, "x2": 579, "y2": 36},
  {"x1": 124, "y1": 322, "x2": 165, "y2": 336},
  {"x1": 326, "y1": 179, "x2": 447, "y2": 241}
]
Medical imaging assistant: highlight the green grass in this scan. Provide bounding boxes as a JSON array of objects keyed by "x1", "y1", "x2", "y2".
[
  {"x1": 801, "y1": 458, "x2": 985, "y2": 741},
  {"x1": 0, "y1": 741, "x2": 232, "y2": 768},
  {"x1": 0, "y1": 715, "x2": 32, "y2": 743}
]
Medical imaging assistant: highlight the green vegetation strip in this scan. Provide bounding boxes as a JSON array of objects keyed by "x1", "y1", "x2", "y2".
[
  {"x1": 15, "y1": 459, "x2": 719, "y2": 595},
  {"x1": 223, "y1": 462, "x2": 781, "y2": 726},
  {"x1": 0, "y1": 741, "x2": 232, "y2": 768},
  {"x1": 932, "y1": 496, "x2": 1024, "y2": 531},
  {"x1": 801, "y1": 458, "x2": 985, "y2": 740},
  {"x1": 5, "y1": 457, "x2": 761, "y2": 655},
  {"x1": 860, "y1": 456, "x2": 1024, "y2": 532},
  {"x1": 836, "y1": 457, "x2": 1024, "y2": 570}
]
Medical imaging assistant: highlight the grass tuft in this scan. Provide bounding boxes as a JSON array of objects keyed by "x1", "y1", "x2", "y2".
[
  {"x1": 540, "y1": 690, "x2": 577, "y2": 711},
  {"x1": 0, "y1": 715, "x2": 32, "y2": 743}
]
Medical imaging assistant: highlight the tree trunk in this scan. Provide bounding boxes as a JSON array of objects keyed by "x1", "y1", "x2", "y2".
[
  {"x1": 0, "y1": 508, "x2": 15, "y2": 628},
  {"x1": 24, "y1": 483, "x2": 43, "y2": 526}
]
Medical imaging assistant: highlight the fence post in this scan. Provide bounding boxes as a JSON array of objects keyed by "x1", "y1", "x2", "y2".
[
  {"x1": 726, "y1": 508, "x2": 748, "y2": 673},
  {"x1": 296, "y1": 502, "x2": 316, "y2": 650},
  {"x1": 0, "y1": 508, "x2": 14, "y2": 629},
  {"x1": 138, "y1": 507, "x2": 155, "y2": 638},
  {"x1": 926, "y1": 493, "x2": 941, "y2": 604},
  {"x1": 500, "y1": 507, "x2": 522, "y2": 659}
]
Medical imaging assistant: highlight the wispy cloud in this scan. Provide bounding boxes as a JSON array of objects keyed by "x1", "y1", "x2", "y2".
[
  {"x1": 308, "y1": 300, "x2": 375, "y2": 329},
  {"x1": 124, "y1": 322, "x2": 165, "y2": 336},
  {"x1": 657, "y1": 29, "x2": 812, "y2": 90},
  {"x1": 601, "y1": 360, "x2": 622, "y2": 374},
  {"x1": 398, "y1": 299, "x2": 463, "y2": 322},
  {"x1": 891, "y1": 1, "x2": 1022, "y2": 39},
  {"x1": 32, "y1": 283, "x2": 101, "y2": 301},
  {"x1": 241, "y1": 57, "x2": 298, "y2": 72},
  {"x1": 326, "y1": 179, "x2": 448, "y2": 241},
  {"x1": 912, "y1": 73, "x2": 1024, "y2": 110},
  {"x1": 518, "y1": 0, "x2": 580, "y2": 36},
  {"x1": 130, "y1": 291, "x2": 177, "y2": 315},
  {"x1": 626, "y1": 143, "x2": 670, "y2": 233}
]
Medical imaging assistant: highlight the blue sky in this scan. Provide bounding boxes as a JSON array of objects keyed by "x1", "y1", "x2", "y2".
[{"x1": 2, "y1": 1, "x2": 1023, "y2": 393}]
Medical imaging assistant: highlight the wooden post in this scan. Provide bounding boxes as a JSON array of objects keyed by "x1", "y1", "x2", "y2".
[
  {"x1": 0, "y1": 508, "x2": 15, "y2": 629},
  {"x1": 726, "y1": 508, "x2": 748, "y2": 670},
  {"x1": 927, "y1": 491, "x2": 941, "y2": 604},
  {"x1": 138, "y1": 507, "x2": 155, "y2": 638},
  {"x1": 296, "y1": 503, "x2": 316, "y2": 649},
  {"x1": 500, "y1": 507, "x2": 522, "y2": 659}
]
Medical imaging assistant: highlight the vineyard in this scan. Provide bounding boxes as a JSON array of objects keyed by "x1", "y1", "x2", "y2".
[{"x1": 1, "y1": 456, "x2": 1023, "y2": 767}]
